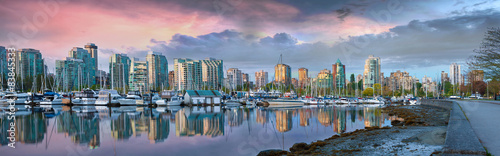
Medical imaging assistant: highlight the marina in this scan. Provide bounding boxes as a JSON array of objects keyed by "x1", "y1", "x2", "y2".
[{"x1": 0, "y1": 104, "x2": 397, "y2": 156}]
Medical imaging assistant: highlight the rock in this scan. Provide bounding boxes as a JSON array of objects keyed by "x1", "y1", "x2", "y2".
[
  {"x1": 289, "y1": 142, "x2": 308, "y2": 152},
  {"x1": 402, "y1": 136, "x2": 419, "y2": 142},
  {"x1": 391, "y1": 120, "x2": 404, "y2": 126},
  {"x1": 373, "y1": 143, "x2": 381, "y2": 147},
  {"x1": 257, "y1": 149, "x2": 290, "y2": 156}
]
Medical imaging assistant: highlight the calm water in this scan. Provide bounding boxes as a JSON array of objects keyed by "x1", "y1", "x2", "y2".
[{"x1": 0, "y1": 105, "x2": 397, "y2": 156}]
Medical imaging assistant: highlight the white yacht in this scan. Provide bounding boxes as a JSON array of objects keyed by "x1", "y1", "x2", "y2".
[
  {"x1": 364, "y1": 98, "x2": 385, "y2": 104},
  {"x1": 224, "y1": 97, "x2": 242, "y2": 106},
  {"x1": 118, "y1": 91, "x2": 144, "y2": 105},
  {"x1": 156, "y1": 95, "x2": 182, "y2": 106},
  {"x1": 4, "y1": 93, "x2": 29, "y2": 105},
  {"x1": 75, "y1": 89, "x2": 97, "y2": 105},
  {"x1": 40, "y1": 94, "x2": 63, "y2": 105},
  {"x1": 266, "y1": 98, "x2": 304, "y2": 106},
  {"x1": 143, "y1": 93, "x2": 161, "y2": 104},
  {"x1": 336, "y1": 98, "x2": 352, "y2": 105},
  {"x1": 301, "y1": 98, "x2": 325, "y2": 105},
  {"x1": 95, "y1": 90, "x2": 123, "y2": 105},
  {"x1": 40, "y1": 90, "x2": 63, "y2": 105}
]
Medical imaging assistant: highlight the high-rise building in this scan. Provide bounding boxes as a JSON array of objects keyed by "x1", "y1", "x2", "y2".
[
  {"x1": 0, "y1": 46, "x2": 6, "y2": 84},
  {"x1": 274, "y1": 64, "x2": 291, "y2": 86},
  {"x1": 174, "y1": 58, "x2": 201, "y2": 90},
  {"x1": 168, "y1": 71, "x2": 175, "y2": 90},
  {"x1": 388, "y1": 70, "x2": 409, "y2": 91},
  {"x1": 227, "y1": 68, "x2": 242, "y2": 89},
  {"x1": 356, "y1": 74, "x2": 363, "y2": 82},
  {"x1": 449, "y1": 63, "x2": 461, "y2": 85},
  {"x1": 468, "y1": 70, "x2": 484, "y2": 82},
  {"x1": 317, "y1": 69, "x2": 333, "y2": 88},
  {"x1": 129, "y1": 58, "x2": 149, "y2": 92},
  {"x1": 56, "y1": 57, "x2": 85, "y2": 91},
  {"x1": 298, "y1": 68, "x2": 308, "y2": 88},
  {"x1": 332, "y1": 59, "x2": 346, "y2": 89},
  {"x1": 363, "y1": 55, "x2": 381, "y2": 89},
  {"x1": 255, "y1": 70, "x2": 268, "y2": 88},
  {"x1": 84, "y1": 43, "x2": 98, "y2": 76},
  {"x1": 109, "y1": 53, "x2": 131, "y2": 92},
  {"x1": 441, "y1": 71, "x2": 449, "y2": 83},
  {"x1": 146, "y1": 52, "x2": 168, "y2": 90},
  {"x1": 68, "y1": 47, "x2": 96, "y2": 87},
  {"x1": 200, "y1": 58, "x2": 223, "y2": 89},
  {"x1": 96, "y1": 70, "x2": 108, "y2": 88},
  {"x1": 15, "y1": 48, "x2": 45, "y2": 80},
  {"x1": 242, "y1": 73, "x2": 249, "y2": 83},
  {"x1": 291, "y1": 78, "x2": 298, "y2": 88},
  {"x1": 421, "y1": 75, "x2": 436, "y2": 93}
]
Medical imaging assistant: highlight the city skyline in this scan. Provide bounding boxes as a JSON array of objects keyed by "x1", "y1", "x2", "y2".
[{"x1": 2, "y1": 0, "x2": 500, "y2": 81}]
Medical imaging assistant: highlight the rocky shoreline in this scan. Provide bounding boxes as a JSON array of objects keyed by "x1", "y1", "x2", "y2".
[{"x1": 258, "y1": 105, "x2": 450, "y2": 156}]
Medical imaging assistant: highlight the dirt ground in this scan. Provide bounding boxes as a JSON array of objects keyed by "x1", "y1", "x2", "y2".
[{"x1": 257, "y1": 105, "x2": 450, "y2": 156}]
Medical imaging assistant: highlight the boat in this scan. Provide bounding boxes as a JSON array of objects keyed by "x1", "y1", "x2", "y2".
[
  {"x1": 4, "y1": 92, "x2": 30, "y2": 105},
  {"x1": 156, "y1": 95, "x2": 182, "y2": 106},
  {"x1": 95, "y1": 90, "x2": 123, "y2": 105},
  {"x1": 266, "y1": 98, "x2": 304, "y2": 106},
  {"x1": 40, "y1": 94, "x2": 63, "y2": 105},
  {"x1": 336, "y1": 98, "x2": 352, "y2": 105},
  {"x1": 409, "y1": 98, "x2": 418, "y2": 105},
  {"x1": 143, "y1": 93, "x2": 161, "y2": 104},
  {"x1": 26, "y1": 92, "x2": 44, "y2": 103},
  {"x1": 74, "y1": 89, "x2": 97, "y2": 105},
  {"x1": 224, "y1": 98, "x2": 242, "y2": 106},
  {"x1": 360, "y1": 97, "x2": 384, "y2": 104},
  {"x1": 301, "y1": 97, "x2": 325, "y2": 105},
  {"x1": 118, "y1": 91, "x2": 144, "y2": 105}
]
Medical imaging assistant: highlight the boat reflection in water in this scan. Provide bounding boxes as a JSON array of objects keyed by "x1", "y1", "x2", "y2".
[{"x1": 1, "y1": 105, "x2": 401, "y2": 156}]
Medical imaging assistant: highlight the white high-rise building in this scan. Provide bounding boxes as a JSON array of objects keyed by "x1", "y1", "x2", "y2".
[
  {"x1": 109, "y1": 53, "x2": 131, "y2": 92},
  {"x1": 227, "y1": 68, "x2": 242, "y2": 90},
  {"x1": 129, "y1": 58, "x2": 149, "y2": 93},
  {"x1": 146, "y1": 52, "x2": 168, "y2": 90},
  {"x1": 363, "y1": 55, "x2": 381, "y2": 89},
  {"x1": 174, "y1": 58, "x2": 201, "y2": 90},
  {"x1": 255, "y1": 70, "x2": 268, "y2": 88},
  {"x1": 200, "y1": 58, "x2": 223, "y2": 90},
  {"x1": 449, "y1": 63, "x2": 461, "y2": 85}
]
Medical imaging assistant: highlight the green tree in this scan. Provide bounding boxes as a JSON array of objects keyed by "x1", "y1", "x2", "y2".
[
  {"x1": 373, "y1": 83, "x2": 381, "y2": 95},
  {"x1": 362, "y1": 88, "x2": 373, "y2": 97}
]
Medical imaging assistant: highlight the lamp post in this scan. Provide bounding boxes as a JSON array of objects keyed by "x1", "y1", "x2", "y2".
[{"x1": 486, "y1": 79, "x2": 489, "y2": 99}]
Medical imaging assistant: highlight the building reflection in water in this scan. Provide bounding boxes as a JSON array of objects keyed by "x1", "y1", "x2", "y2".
[
  {"x1": 317, "y1": 107, "x2": 334, "y2": 127},
  {"x1": 110, "y1": 110, "x2": 170, "y2": 144},
  {"x1": 0, "y1": 115, "x2": 10, "y2": 146},
  {"x1": 255, "y1": 109, "x2": 269, "y2": 125},
  {"x1": 0, "y1": 104, "x2": 404, "y2": 154},
  {"x1": 298, "y1": 109, "x2": 311, "y2": 127},
  {"x1": 363, "y1": 107, "x2": 385, "y2": 128},
  {"x1": 227, "y1": 108, "x2": 243, "y2": 127},
  {"x1": 148, "y1": 115, "x2": 170, "y2": 144},
  {"x1": 12, "y1": 113, "x2": 47, "y2": 145},
  {"x1": 175, "y1": 108, "x2": 224, "y2": 137},
  {"x1": 333, "y1": 107, "x2": 346, "y2": 134},
  {"x1": 275, "y1": 110, "x2": 293, "y2": 132},
  {"x1": 57, "y1": 112, "x2": 100, "y2": 149},
  {"x1": 111, "y1": 113, "x2": 134, "y2": 140}
]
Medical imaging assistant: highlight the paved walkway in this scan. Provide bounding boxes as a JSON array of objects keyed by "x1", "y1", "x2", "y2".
[{"x1": 455, "y1": 100, "x2": 500, "y2": 155}]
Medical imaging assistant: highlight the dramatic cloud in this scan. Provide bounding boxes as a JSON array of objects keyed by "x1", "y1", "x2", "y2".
[
  {"x1": 1, "y1": 0, "x2": 500, "y2": 80},
  {"x1": 333, "y1": 9, "x2": 500, "y2": 76},
  {"x1": 136, "y1": 9, "x2": 500, "y2": 80}
]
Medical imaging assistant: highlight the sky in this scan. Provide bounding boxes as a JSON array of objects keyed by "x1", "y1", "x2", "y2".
[{"x1": 1, "y1": 0, "x2": 500, "y2": 81}]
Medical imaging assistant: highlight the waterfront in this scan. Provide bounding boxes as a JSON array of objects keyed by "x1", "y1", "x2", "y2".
[{"x1": 0, "y1": 105, "x2": 396, "y2": 156}]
